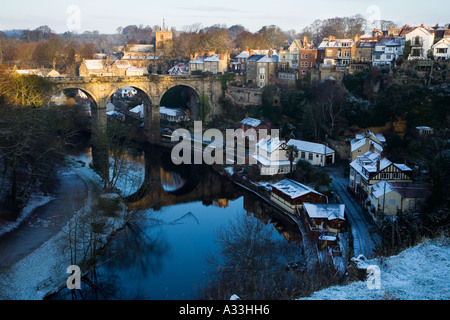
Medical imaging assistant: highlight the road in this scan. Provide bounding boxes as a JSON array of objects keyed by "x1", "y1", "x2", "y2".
[{"x1": 327, "y1": 165, "x2": 382, "y2": 259}]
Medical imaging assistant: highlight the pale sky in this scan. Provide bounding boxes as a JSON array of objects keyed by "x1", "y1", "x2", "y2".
[{"x1": 0, "y1": 0, "x2": 448, "y2": 34}]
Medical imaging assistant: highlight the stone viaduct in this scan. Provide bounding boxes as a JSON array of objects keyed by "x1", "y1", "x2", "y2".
[{"x1": 44, "y1": 74, "x2": 225, "y2": 179}]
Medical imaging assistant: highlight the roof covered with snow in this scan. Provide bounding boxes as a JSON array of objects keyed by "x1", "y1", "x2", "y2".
[
  {"x1": 83, "y1": 60, "x2": 108, "y2": 70},
  {"x1": 256, "y1": 137, "x2": 283, "y2": 154},
  {"x1": 241, "y1": 117, "x2": 262, "y2": 128},
  {"x1": 350, "y1": 138, "x2": 383, "y2": 153},
  {"x1": 303, "y1": 203, "x2": 345, "y2": 221},
  {"x1": 287, "y1": 139, "x2": 335, "y2": 155},
  {"x1": 160, "y1": 106, "x2": 186, "y2": 117},
  {"x1": 271, "y1": 179, "x2": 323, "y2": 199},
  {"x1": 370, "y1": 180, "x2": 395, "y2": 199}
]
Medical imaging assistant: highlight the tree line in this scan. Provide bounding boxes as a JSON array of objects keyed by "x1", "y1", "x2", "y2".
[{"x1": 0, "y1": 15, "x2": 399, "y2": 75}]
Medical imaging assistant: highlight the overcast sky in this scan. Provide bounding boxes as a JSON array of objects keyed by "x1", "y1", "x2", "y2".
[{"x1": 0, "y1": 0, "x2": 448, "y2": 34}]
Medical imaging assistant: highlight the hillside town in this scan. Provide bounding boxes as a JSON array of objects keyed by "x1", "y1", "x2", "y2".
[{"x1": 0, "y1": 13, "x2": 449, "y2": 303}]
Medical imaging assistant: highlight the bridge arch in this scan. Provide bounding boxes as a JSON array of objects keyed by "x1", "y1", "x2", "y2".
[
  {"x1": 106, "y1": 85, "x2": 154, "y2": 122},
  {"x1": 47, "y1": 85, "x2": 99, "y2": 109},
  {"x1": 160, "y1": 84, "x2": 201, "y2": 121}
]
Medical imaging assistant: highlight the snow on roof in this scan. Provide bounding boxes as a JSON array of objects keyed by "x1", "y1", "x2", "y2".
[
  {"x1": 370, "y1": 180, "x2": 395, "y2": 199},
  {"x1": 355, "y1": 130, "x2": 386, "y2": 144},
  {"x1": 256, "y1": 137, "x2": 282, "y2": 154},
  {"x1": 394, "y1": 163, "x2": 412, "y2": 171},
  {"x1": 83, "y1": 60, "x2": 107, "y2": 70},
  {"x1": 351, "y1": 138, "x2": 383, "y2": 153},
  {"x1": 241, "y1": 117, "x2": 261, "y2": 127},
  {"x1": 287, "y1": 139, "x2": 334, "y2": 155},
  {"x1": 271, "y1": 179, "x2": 323, "y2": 199},
  {"x1": 130, "y1": 104, "x2": 143, "y2": 114},
  {"x1": 303, "y1": 203, "x2": 345, "y2": 221},
  {"x1": 160, "y1": 106, "x2": 186, "y2": 117},
  {"x1": 113, "y1": 60, "x2": 131, "y2": 68},
  {"x1": 204, "y1": 54, "x2": 221, "y2": 62}
]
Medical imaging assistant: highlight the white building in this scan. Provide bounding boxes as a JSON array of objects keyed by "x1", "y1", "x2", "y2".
[
  {"x1": 287, "y1": 139, "x2": 335, "y2": 167},
  {"x1": 278, "y1": 39, "x2": 302, "y2": 70},
  {"x1": 251, "y1": 137, "x2": 291, "y2": 175},
  {"x1": 405, "y1": 27, "x2": 435, "y2": 60},
  {"x1": 251, "y1": 137, "x2": 335, "y2": 175},
  {"x1": 432, "y1": 38, "x2": 450, "y2": 61}
]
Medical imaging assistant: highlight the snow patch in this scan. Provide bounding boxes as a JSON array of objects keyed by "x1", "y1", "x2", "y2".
[{"x1": 300, "y1": 237, "x2": 450, "y2": 300}]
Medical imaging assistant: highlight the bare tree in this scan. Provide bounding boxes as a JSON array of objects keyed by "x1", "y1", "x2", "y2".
[{"x1": 317, "y1": 80, "x2": 347, "y2": 137}]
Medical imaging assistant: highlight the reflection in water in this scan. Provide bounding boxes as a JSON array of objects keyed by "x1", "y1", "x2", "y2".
[
  {"x1": 160, "y1": 168, "x2": 187, "y2": 192},
  {"x1": 51, "y1": 145, "x2": 339, "y2": 300},
  {"x1": 201, "y1": 213, "x2": 305, "y2": 300}
]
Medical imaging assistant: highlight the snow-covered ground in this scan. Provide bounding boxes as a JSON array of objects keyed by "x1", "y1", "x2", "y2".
[
  {"x1": 300, "y1": 237, "x2": 450, "y2": 300},
  {"x1": 0, "y1": 194, "x2": 55, "y2": 238},
  {"x1": 0, "y1": 155, "x2": 128, "y2": 300}
]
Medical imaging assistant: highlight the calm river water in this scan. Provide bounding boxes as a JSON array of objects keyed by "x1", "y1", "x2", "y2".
[{"x1": 51, "y1": 145, "x2": 316, "y2": 300}]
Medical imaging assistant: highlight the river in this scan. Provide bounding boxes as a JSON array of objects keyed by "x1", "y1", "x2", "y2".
[{"x1": 48, "y1": 144, "x2": 342, "y2": 300}]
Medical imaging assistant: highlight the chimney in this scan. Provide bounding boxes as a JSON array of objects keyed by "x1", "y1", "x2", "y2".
[
  {"x1": 190, "y1": 54, "x2": 194, "y2": 61},
  {"x1": 370, "y1": 142, "x2": 374, "y2": 152},
  {"x1": 304, "y1": 36, "x2": 308, "y2": 47},
  {"x1": 220, "y1": 54, "x2": 224, "y2": 60},
  {"x1": 376, "y1": 158, "x2": 380, "y2": 172},
  {"x1": 268, "y1": 49, "x2": 273, "y2": 57},
  {"x1": 421, "y1": 24, "x2": 424, "y2": 28},
  {"x1": 245, "y1": 46, "x2": 249, "y2": 52},
  {"x1": 249, "y1": 49, "x2": 254, "y2": 56}
]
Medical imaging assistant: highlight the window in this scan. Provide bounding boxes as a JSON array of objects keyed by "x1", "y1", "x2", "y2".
[
  {"x1": 392, "y1": 172, "x2": 402, "y2": 179},
  {"x1": 437, "y1": 48, "x2": 448, "y2": 54},
  {"x1": 380, "y1": 172, "x2": 390, "y2": 179},
  {"x1": 375, "y1": 54, "x2": 381, "y2": 60},
  {"x1": 308, "y1": 153, "x2": 313, "y2": 161},
  {"x1": 344, "y1": 51, "x2": 350, "y2": 57},
  {"x1": 304, "y1": 54, "x2": 308, "y2": 59},
  {"x1": 301, "y1": 152, "x2": 306, "y2": 159},
  {"x1": 389, "y1": 199, "x2": 397, "y2": 205}
]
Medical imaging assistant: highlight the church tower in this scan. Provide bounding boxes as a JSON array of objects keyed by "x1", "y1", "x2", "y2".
[{"x1": 155, "y1": 19, "x2": 173, "y2": 50}]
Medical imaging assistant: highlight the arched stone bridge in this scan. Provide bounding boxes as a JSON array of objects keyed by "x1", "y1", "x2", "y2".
[
  {"x1": 45, "y1": 74, "x2": 225, "y2": 144},
  {"x1": 44, "y1": 74, "x2": 225, "y2": 180}
]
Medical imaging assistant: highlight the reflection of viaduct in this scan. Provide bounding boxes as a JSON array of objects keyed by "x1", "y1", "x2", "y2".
[
  {"x1": 45, "y1": 75, "x2": 224, "y2": 177},
  {"x1": 125, "y1": 146, "x2": 240, "y2": 212}
]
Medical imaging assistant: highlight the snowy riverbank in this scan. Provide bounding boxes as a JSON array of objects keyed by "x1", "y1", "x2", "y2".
[{"x1": 0, "y1": 155, "x2": 128, "y2": 300}]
